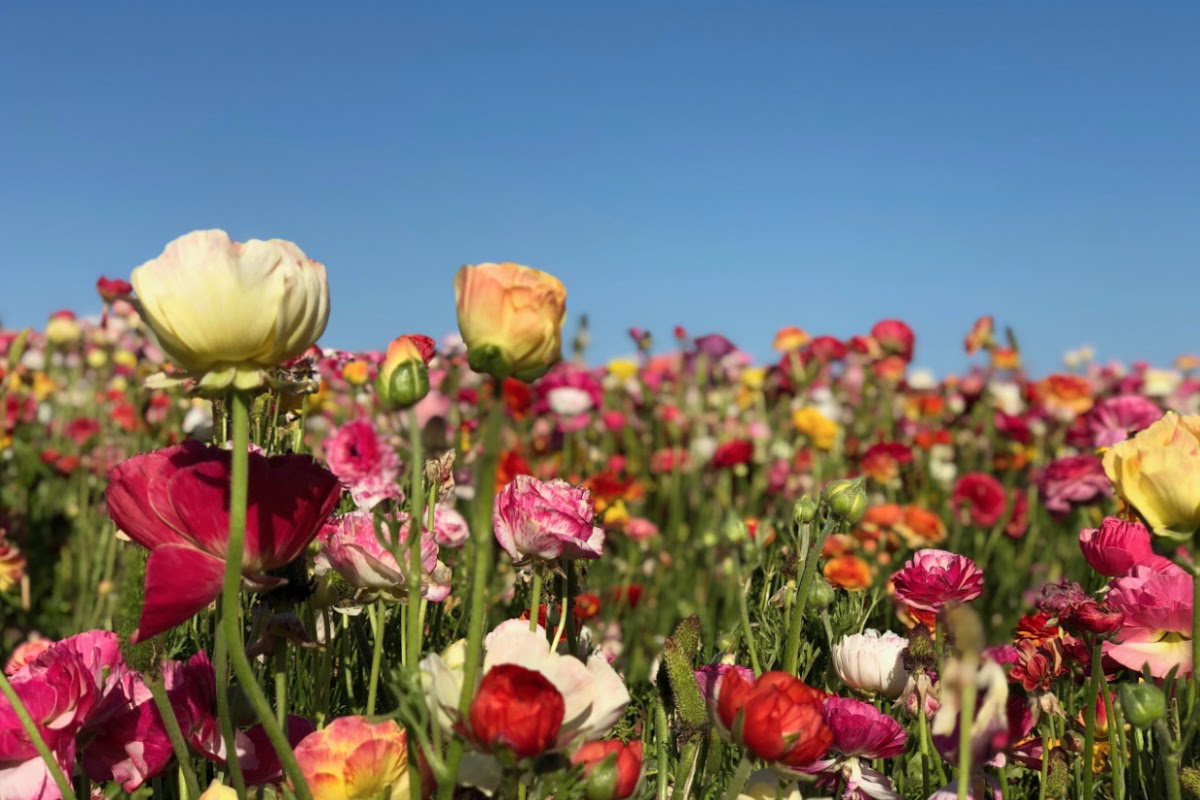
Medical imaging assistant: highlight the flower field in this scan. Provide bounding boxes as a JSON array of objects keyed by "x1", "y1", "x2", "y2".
[{"x1": 2, "y1": 230, "x2": 1199, "y2": 800}]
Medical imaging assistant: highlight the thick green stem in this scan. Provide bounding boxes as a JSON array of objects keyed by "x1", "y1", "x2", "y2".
[
  {"x1": 528, "y1": 569, "x2": 543, "y2": 633},
  {"x1": 220, "y1": 391, "x2": 312, "y2": 800},
  {"x1": 366, "y1": 600, "x2": 386, "y2": 715},
  {"x1": 0, "y1": 670, "x2": 77, "y2": 800},
  {"x1": 1082, "y1": 640, "x2": 1103, "y2": 800},
  {"x1": 213, "y1": 626, "x2": 247, "y2": 795},
  {"x1": 1153, "y1": 719, "x2": 1183, "y2": 800},
  {"x1": 783, "y1": 515, "x2": 836, "y2": 675},
  {"x1": 723, "y1": 756, "x2": 754, "y2": 800},
  {"x1": 406, "y1": 405, "x2": 426, "y2": 671},
  {"x1": 148, "y1": 675, "x2": 201, "y2": 800}
]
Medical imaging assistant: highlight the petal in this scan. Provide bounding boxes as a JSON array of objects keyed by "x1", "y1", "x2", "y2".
[{"x1": 133, "y1": 546, "x2": 225, "y2": 643}]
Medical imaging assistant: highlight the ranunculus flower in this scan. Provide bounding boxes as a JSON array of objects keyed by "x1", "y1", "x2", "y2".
[
  {"x1": 493, "y1": 475, "x2": 605, "y2": 562},
  {"x1": 454, "y1": 262, "x2": 566, "y2": 382},
  {"x1": 1036, "y1": 454, "x2": 1112, "y2": 517},
  {"x1": 711, "y1": 439, "x2": 754, "y2": 469},
  {"x1": 106, "y1": 442, "x2": 341, "y2": 641},
  {"x1": 1103, "y1": 411, "x2": 1200, "y2": 540},
  {"x1": 799, "y1": 696, "x2": 907, "y2": 800},
  {"x1": 199, "y1": 780, "x2": 238, "y2": 800},
  {"x1": 1078, "y1": 517, "x2": 1173, "y2": 577},
  {"x1": 131, "y1": 229, "x2": 330, "y2": 390},
  {"x1": 1105, "y1": 564, "x2": 1193, "y2": 677},
  {"x1": 695, "y1": 664, "x2": 756, "y2": 710},
  {"x1": 470, "y1": 664, "x2": 565, "y2": 759},
  {"x1": 891, "y1": 550, "x2": 984, "y2": 613},
  {"x1": 323, "y1": 419, "x2": 403, "y2": 510},
  {"x1": 870, "y1": 320, "x2": 915, "y2": 363},
  {"x1": 716, "y1": 671, "x2": 833, "y2": 770},
  {"x1": 316, "y1": 510, "x2": 452, "y2": 602},
  {"x1": 1086, "y1": 395, "x2": 1162, "y2": 448},
  {"x1": 831, "y1": 630, "x2": 909, "y2": 700},
  {"x1": 952, "y1": 473, "x2": 1007, "y2": 527},
  {"x1": 294, "y1": 716, "x2": 412, "y2": 800},
  {"x1": 0, "y1": 538, "x2": 25, "y2": 594},
  {"x1": 572, "y1": 739, "x2": 644, "y2": 800}
]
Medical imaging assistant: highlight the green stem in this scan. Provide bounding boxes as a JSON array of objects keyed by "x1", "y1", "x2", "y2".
[
  {"x1": 1153, "y1": 719, "x2": 1183, "y2": 800},
  {"x1": 0, "y1": 670, "x2": 77, "y2": 800},
  {"x1": 783, "y1": 515, "x2": 836, "y2": 675},
  {"x1": 1082, "y1": 640, "x2": 1102, "y2": 800},
  {"x1": 733, "y1": 556, "x2": 762, "y2": 676},
  {"x1": 917, "y1": 690, "x2": 948, "y2": 788},
  {"x1": 406, "y1": 405, "x2": 426, "y2": 672},
  {"x1": 221, "y1": 391, "x2": 312, "y2": 800},
  {"x1": 148, "y1": 676, "x2": 202, "y2": 800},
  {"x1": 367, "y1": 600, "x2": 386, "y2": 715},
  {"x1": 655, "y1": 698, "x2": 670, "y2": 800},
  {"x1": 528, "y1": 569, "x2": 543, "y2": 633},
  {"x1": 213, "y1": 626, "x2": 247, "y2": 795},
  {"x1": 723, "y1": 756, "x2": 754, "y2": 800},
  {"x1": 565, "y1": 561, "x2": 579, "y2": 656}
]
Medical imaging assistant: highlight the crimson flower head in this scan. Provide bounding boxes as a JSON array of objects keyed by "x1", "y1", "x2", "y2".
[
  {"x1": 952, "y1": 472, "x2": 1007, "y2": 527},
  {"x1": 469, "y1": 663, "x2": 565, "y2": 759},
  {"x1": 716, "y1": 671, "x2": 833, "y2": 769},
  {"x1": 572, "y1": 740, "x2": 644, "y2": 800},
  {"x1": 891, "y1": 549, "x2": 984, "y2": 613},
  {"x1": 870, "y1": 319, "x2": 915, "y2": 363},
  {"x1": 711, "y1": 439, "x2": 753, "y2": 470},
  {"x1": 106, "y1": 442, "x2": 341, "y2": 642},
  {"x1": 96, "y1": 276, "x2": 133, "y2": 303}
]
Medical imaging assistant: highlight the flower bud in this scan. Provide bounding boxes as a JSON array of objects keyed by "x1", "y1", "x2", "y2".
[
  {"x1": 805, "y1": 576, "x2": 835, "y2": 612},
  {"x1": 573, "y1": 740, "x2": 644, "y2": 800},
  {"x1": 722, "y1": 514, "x2": 748, "y2": 544},
  {"x1": 375, "y1": 335, "x2": 433, "y2": 410},
  {"x1": 1120, "y1": 683, "x2": 1166, "y2": 729},
  {"x1": 822, "y1": 477, "x2": 868, "y2": 524},
  {"x1": 793, "y1": 496, "x2": 818, "y2": 526}
]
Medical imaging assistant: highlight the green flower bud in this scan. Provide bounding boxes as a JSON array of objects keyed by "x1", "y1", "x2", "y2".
[
  {"x1": 1120, "y1": 683, "x2": 1166, "y2": 729},
  {"x1": 793, "y1": 496, "x2": 818, "y2": 526},
  {"x1": 822, "y1": 477, "x2": 868, "y2": 523},
  {"x1": 584, "y1": 755, "x2": 620, "y2": 800},
  {"x1": 722, "y1": 514, "x2": 748, "y2": 544},
  {"x1": 805, "y1": 575, "x2": 835, "y2": 612},
  {"x1": 375, "y1": 355, "x2": 430, "y2": 410}
]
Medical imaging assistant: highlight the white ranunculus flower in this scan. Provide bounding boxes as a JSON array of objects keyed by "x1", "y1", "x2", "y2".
[
  {"x1": 547, "y1": 386, "x2": 594, "y2": 416},
  {"x1": 831, "y1": 629, "x2": 909, "y2": 699},
  {"x1": 131, "y1": 229, "x2": 329, "y2": 390}
]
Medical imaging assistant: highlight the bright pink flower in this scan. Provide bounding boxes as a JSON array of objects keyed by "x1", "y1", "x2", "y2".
[
  {"x1": 1035, "y1": 454, "x2": 1112, "y2": 517},
  {"x1": 96, "y1": 276, "x2": 133, "y2": 302},
  {"x1": 952, "y1": 473, "x2": 1007, "y2": 527},
  {"x1": 1105, "y1": 564, "x2": 1194, "y2": 677},
  {"x1": 807, "y1": 336, "x2": 848, "y2": 363},
  {"x1": 1086, "y1": 394, "x2": 1163, "y2": 448},
  {"x1": 799, "y1": 696, "x2": 906, "y2": 799},
  {"x1": 79, "y1": 670, "x2": 173, "y2": 791},
  {"x1": 1079, "y1": 517, "x2": 1173, "y2": 577},
  {"x1": 316, "y1": 510, "x2": 452, "y2": 602},
  {"x1": 870, "y1": 320, "x2": 915, "y2": 363},
  {"x1": 891, "y1": 549, "x2": 984, "y2": 613},
  {"x1": 493, "y1": 475, "x2": 604, "y2": 562},
  {"x1": 322, "y1": 419, "x2": 402, "y2": 510},
  {"x1": 106, "y1": 442, "x2": 341, "y2": 642}
]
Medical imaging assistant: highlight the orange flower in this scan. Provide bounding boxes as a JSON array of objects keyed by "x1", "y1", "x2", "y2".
[
  {"x1": 1035, "y1": 374, "x2": 1094, "y2": 419},
  {"x1": 496, "y1": 450, "x2": 533, "y2": 489},
  {"x1": 991, "y1": 346, "x2": 1021, "y2": 370},
  {"x1": 862, "y1": 504, "x2": 904, "y2": 529},
  {"x1": 772, "y1": 326, "x2": 810, "y2": 352},
  {"x1": 823, "y1": 554, "x2": 872, "y2": 591},
  {"x1": 342, "y1": 360, "x2": 370, "y2": 386},
  {"x1": 895, "y1": 505, "x2": 947, "y2": 548},
  {"x1": 294, "y1": 716, "x2": 411, "y2": 800},
  {"x1": 1176, "y1": 354, "x2": 1199, "y2": 372}
]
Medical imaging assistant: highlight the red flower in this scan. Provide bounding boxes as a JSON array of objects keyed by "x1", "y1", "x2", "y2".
[
  {"x1": 572, "y1": 740, "x2": 643, "y2": 800},
  {"x1": 96, "y1": 276, "x2": 133, "y2": 302},
  {"x1": 106, "y1": 442, "x2": 341, "y2": 642},
  {"x1": 806, "y1": 336, "x2": 848, "y2": 364},
  {"x1": 952, "y1": 472, "x2": 1007, "y2": 527},
  {"x1": 470, "y1": 664, "x2": 565, "y2": 759},
  {"x1": 711, "y1": 439, "x2": 753, "y2": 470},
  {"x1": 870, "y1": 320, "x2": 915, "y2": 363},
  {"x1": 860, "y1": 442, "x2": 913, "y2": 484},
  {"x1": 716, "y1": 671, "x2": 833, "y2": 769}
]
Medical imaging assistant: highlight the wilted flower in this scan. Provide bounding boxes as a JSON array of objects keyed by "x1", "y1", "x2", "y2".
[
  {"x1": 831, "y1": 630, "x2": 908, "y2": 700},
  {"x1": 890, "y1": 550, "x2": 984, "y2": 613},
  {"x1": 493, "y1": 475, "x2": 605, "y2": 562}
]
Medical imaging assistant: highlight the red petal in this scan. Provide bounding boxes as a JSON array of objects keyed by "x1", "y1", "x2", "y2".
[{"x1": 132, "y1": 545, "x2": 225, "y2": 643}]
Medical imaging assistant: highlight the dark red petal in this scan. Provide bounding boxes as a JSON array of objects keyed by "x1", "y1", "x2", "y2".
[{"x1": 132, "y1": 545, "x2": 225, "y2": 643}]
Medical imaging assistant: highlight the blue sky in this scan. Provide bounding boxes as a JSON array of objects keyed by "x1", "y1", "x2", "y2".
[{"x1": 1, "y1": 3, "x2": 1197, "y2": 375}]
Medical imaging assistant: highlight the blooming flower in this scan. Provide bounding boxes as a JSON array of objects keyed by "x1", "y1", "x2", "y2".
[
  {"x1": 952, "y1": 473, "x2": 1007, "y2": 527},
  {"x1": 470, "y1": 663, "x2": 565, "y2": 759},
  {"x1": 131, "y1": 229, "x2": 329, "y2": 390},
  {"x1": 1035, "y1": 454, "x2": 1112, "y2": 517},
  {"x1": 1105, "y1": 564, "x2": 1193, "y2": 677},
  {"x1": 493, "y1": 475, "x2": 605, "y2": 562},
  {"x1": 831, "y1": 630, "x2": 908, "y2": 700},
  {"x1": 890, "y1": 550, "x2": 984, "y2": 613},
  {"x1": 716, "y1": 671, "x2": 833, "y2": 770},
  {"x1": 294, "y1": 716, "x2": 412, "y2": 800},
  {"x1": 801, "y1": 696, "x2": 907, "y2": 800},
  {"x1": 106, "y1": 442, "x2": 341, "y2": 641},
  {"x1": 792, "y1": 407, "x2": 840, "y2": 451},
  {"x1": 323, "y1": 419, "x2": 403, "y2": 510},
  {"x1": 1085, "y1": 395, "x2": 1162, "y2": 448},
  {"x1": 1103, "y1": 411, "x2": 1200, "y2": 540},
  {"x1": 870, "y1": 320, "x2": 915, "y2": 363},
  {"x1": 316, "y1": 510, "x2": 452, "y2": 602},
  {"x1": 1078, "y1": 517, "x2": 1173, "y2": 577}
]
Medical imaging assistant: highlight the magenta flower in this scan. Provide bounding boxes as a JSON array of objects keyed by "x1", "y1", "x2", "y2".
[
  {"x1": 1079, "y1": 517, "x2": 1174, "y2": 577},
  {"x1": 1086, "y1": 394, "x2": 1163, "y2": 448},
  {"x1": 1105, "y1": 564, "x2": 1194, "y2": 678},
  {"x1": 799, "y1": 697, "x2": 906, "y2": 799},
  {"x1": 317, "y1": 511, "x2": 452, "y2": 602},
  {"x1": 891, "y1": 549, "x2": 983, "y2": 612},
  {"x1": 1035, "y1": 454, "x2": 1112, "y2": 517},
  {"x1": 323, "y1": 419, "x2": 403, "y2": 510},
  {"x1": 106, "y1": 442, "x2": 342, "y2": 642},
  {"x1": 493, "y1": 475, "x2": 605, "y2": 562}
]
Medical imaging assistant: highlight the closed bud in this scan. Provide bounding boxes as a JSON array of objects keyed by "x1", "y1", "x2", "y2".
[
  {"x1": 1120, "y1": 683, "x2": 1166, "y2": 729},
  {"x1": 805, "y1": 575, "x2": 835, "y2": 612},
  {"x1": 822, "y1": 477, "x2": 868, "y2": 523},
  {"x1": 793, "y1": 496, "x2": 818, "y2": 526},
  {"x1": 573, "y1": 741, "x2": 644, "y2": 800},
  {"x1": 375, "y1": 335, "x2": 433, "y2": 410}
]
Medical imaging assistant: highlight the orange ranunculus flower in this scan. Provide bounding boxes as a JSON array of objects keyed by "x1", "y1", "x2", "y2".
[
  {"x1": 861, "y1": 504, "x2": 904, "y2": 529},
  {"x1": 896, "y1": 505, "x2": 947, "y2": 548},
  {"x1": 792, "y1": 407, "x2": 840, "y2": 451},
  {"x1": 342, "y1": 360, "x2": 370, "y2": 386},
  {"x1": 1103, "y1": 411, "x2": 1200, "y2": 541},
  {"x1": 294, "y1": 716, "x2": 412, "y2": 800},
  {"x1": 454, "y1": 263, "x2": 566, "y2": 382},
  {"x1": 991, "y1": 346, "x2": 1020, "y2": 370},
  {"x1": 0, "y1": 538, "x2": 24, "y2": 593},
  {"x1": 1176, "y1": 354, "x2": 1199, "y2": 372},
  {"x1": 773, "y1": 326, "x2": 810, "y2": 352},
  {"x1": 1035, "y1": 374, "x2": 1094, "y2": 419},
  {"x1": 824, "y1": 554, "x2": 872, "y2": 591},
  {"x1": 964, "y1": 315, "x2": 994, "y2": 355}
]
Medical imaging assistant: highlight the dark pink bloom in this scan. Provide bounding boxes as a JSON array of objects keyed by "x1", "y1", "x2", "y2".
[
  {"x1": 1079, "y1": 517, "x2": 1173, "y2": 577},
  {"x1": 1086, "y1": 395, "x2": 1163, "y2": 448},
  {"x1": 322, "y1": 419, "x2": 402, "y2": 510},
  {"x1": 1105, "y1": 564, "x2": 1194, "y2": 678},
  {"x1": 1035, "y1": 454, "x2": 1112, "y2": 517},
  {"x1": 106, "y1": 442, "x2": 341, "y2": 642},
  {"x1": 799, "y1": 696, "x2": 906, "y2": 798},
  {"x1": 692, "y1": 333, "x2": 738, "y2": 361},
  {"x1": 952, "y1": 473, "x2": 1007, "y2": 527},
  {"x1": 96, "y1": 276, "x2": 133, "y2": 302},
  {"x1": 891, "y1": 549, "x2": 984, "y2": 612},
  {"x1": 870, "y1": 320, "x2": 915, "y2": 363},
  {"x1": 711, "y1": 439, "x2": 753, "y2": 470},
  {"x1": 494, "y1": 475, "x2": 604, "y2": 562}
]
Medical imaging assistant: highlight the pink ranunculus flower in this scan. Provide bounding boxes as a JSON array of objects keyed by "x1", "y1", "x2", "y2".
[
  {"x1": 323, "y1": 419, "x2": 403, "y2": 510},
  {"x1": 1035, "y1": 454, "x2": 1112, "y2": 518},
  {"x1": 800, "y1": 696, "x2": 907, "y2": 799},
  {"x1": 428, "y1": 505, "x2": 470, "y2": 550},
  {"x1": 625, "y1": 517, "x2": 659, "y2": 542},
  {"x1": 890, "y1": 550, "x2": 983, "y2": 613},
  {"x1": 1105, "y1": 564, "x2": 1194, "y2": 677},
  {"x1": 493, "y1": 475, "x2": 605, "y2": 562},
  {"x1": 79, "y1": 670, "x2": 173, "y2": 791},
  {"x1": 1086, "y1": 394, "x2": 1163, "y2": 449},
  {"x1": 1078, "y1": 517, "x2": 1174, "y2": 577},
  {"x1": 3, "y1": 640, "x2": 53, "y2": 676},
  {"x1": 316, "y1": 511, "x2": 452, "y2": 602}
]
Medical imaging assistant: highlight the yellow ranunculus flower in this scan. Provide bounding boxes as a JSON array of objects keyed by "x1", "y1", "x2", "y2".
[
  {"x1": 295, "y1": 716, "x2": 410, "y2": 800},
  {"x1": 198, "y1": 780, "x2": 237, "y2": 800},
  {"x1": 1103, "y1": 411, "x2": 1200, "y2": 541},
  {"x1": 792, "y1": 406, "x2": 840, "y2": 451},
  {"x1": 131, "y1": 229, "x2": 330, "y2": 391},
  {"x1": 607, "y1": 358, "x2": 638, "y2": 381},
  {"x1": 454, "y1": 262, "x2": 566, "y2": 383}
]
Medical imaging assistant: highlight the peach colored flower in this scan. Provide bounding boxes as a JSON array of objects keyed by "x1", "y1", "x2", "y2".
[{"x1": 294, "y1": 716, "x2": 410, "y2": 800}]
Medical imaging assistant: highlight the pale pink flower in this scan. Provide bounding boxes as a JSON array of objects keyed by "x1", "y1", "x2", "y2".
[
  {"x1": 1086, "y1": 394, "x2": 1163, "y2": 448},
  {"x1": 316, "y1": 511, "x2": 451, "y2": 602},
  {"x1": 323, "y1": 419, "x2": 402, "y2": 510},
  {"x1": 890, "y1": 550, "x2": 983, "y2": 613},
  {"x1": 1105, "y1": 563, "x2": 1193, "y2": 677},
  {"x1": 493, "y1": 475, "x2": 604, "y2": 562},
  {"x1": 831, "y1": 630, "x2": 908, "y2": 700},
  {"x1": 625, "y1": 517, "x2": 659, "y2": 542},
  {"x1": 694, "y1": 664, "x2": 755, "y2": 711}
]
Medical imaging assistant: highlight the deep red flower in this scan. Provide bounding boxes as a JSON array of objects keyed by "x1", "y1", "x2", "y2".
[
  {"x1": 952, "y1": 472, "x2": 1007, "y2": 527},
  {"x1": 96, "y1": 276, "x2": 133, "y2": 303},
  {"x1": 711, "y1": 439, "x2": 753, "y2": 470},
  {"x1": 572, "y1": 739, "x2": 643, "y2": 800},
  {"x1": 106, "y1": 442, "x2": 341, "y2": 642},
  {"x1": 470, "y1": 664, "x2": 565, "y2": 759},
  {"x1": 716, "y1": 671, "x2": 833, "y2": 769}
]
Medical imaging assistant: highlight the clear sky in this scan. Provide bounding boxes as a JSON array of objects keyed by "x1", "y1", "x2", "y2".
[{"x1": 1, "y1": 3, "x2": 1197, "y2": 375}]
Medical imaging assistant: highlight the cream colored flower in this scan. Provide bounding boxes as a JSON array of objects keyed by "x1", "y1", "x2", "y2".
[{"x1": 1104, "y1": 411, "x2": 1200, "y2": 541}]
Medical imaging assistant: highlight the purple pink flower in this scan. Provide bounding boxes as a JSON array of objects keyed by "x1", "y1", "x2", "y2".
[
  {"x1": 891, "y1": 550, "x2": 983, "y2": 613},
  {"x1": 493, "y1": 475, "x2": 604, "y2": 562},
  {"x1": 323, "y1": 419, "x2": 403, "y2": 510}
]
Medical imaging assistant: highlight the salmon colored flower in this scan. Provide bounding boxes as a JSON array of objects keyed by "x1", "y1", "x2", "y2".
[
  {"x1": 454, "y1": 262, "x2": 566, "y2": 382},
  {"x1": 1035, "y1": 374, "x2": 1094, "y2": 419},
  {"x1": 896, "y1": 505, "x2": 947, "y2": 548},
  {"x1": 891, "y1": 550, "x2": 984, "y2": 613},
  {"x1": 793, "y1": 407, "x2": 840, "y2": 451},
  {"x1": 1103, "y1": 411, "x2": 1200, "y2": 541},
  {"x1": 773, "y1": 326, "x2": 810, "y2": 352},
  {"x1": 824, "y1": 555, "x2": 872, "y2": 592},
  {"x1": 131, "y1": 230, "x2": 330, "y2": 391},
  {"x1": 294, "y1": 716, "x2": 411, "y2": 800},
  {"x1": 106, "y1": 442, "x2": 341, "y2": 642},
  {"x1": 716, "y1": 671, "x2": 833, "y2": 770},
  {"x1": 990, "y1": 347, "x2": 1020, "y2": 370}
]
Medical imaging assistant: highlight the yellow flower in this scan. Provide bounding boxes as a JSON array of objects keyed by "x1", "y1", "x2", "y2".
[
  {"x1": 86, "y1": 349, "x2": 109, "y2": 370},
  {"x1": 792, "y1": 406, "x2": 840, "y2": 451},
  {"x1": 294, "y1": 716, "x2": 410, "y2": 800},
  {"x1": 198, "y1": 780, "x2": 238, "y2": 800},
  {"x1": 113, "y1": 350, "x2": 138, "y2": 369},
  {"x1": 603, "y1": 500, "x2": 631, "y2": 529},
  {"x1": 132, "y1": 229, "x2": 330, "y2": 391},
  {"x1": 1103, "y1": 411, "x2": 1200, "y2": 541},
  {"x1": 607, "y1": 358, "x2": 638, "y2": 381},
  {"x1": 454, "y1": 263, "x2": 566, "y2": 382},
  {"x1": 45, "y1": 311, "x2": 82, "y2": 346},
  {"x1": 32, "y1": 373, "x2": 56, "y2": 401},
  {"x1": 342, "y1": 361, "x2": 370, "y2": 386}
]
